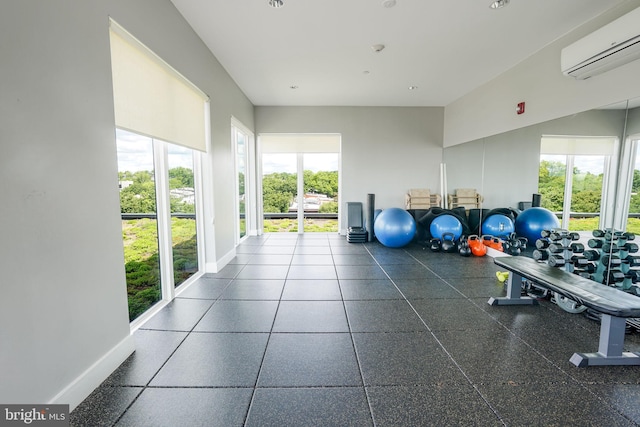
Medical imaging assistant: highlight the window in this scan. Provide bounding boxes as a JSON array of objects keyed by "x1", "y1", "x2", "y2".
[
  {"x1": 117, "y1": 130, "x2": 202, "y2": 320},
  {"x1": 260, "y1": 134, "x2": 340, "y2": 233},
  {"x1": 110, "y1": 20, "x2": 209, "y2": 323},
  {"x1": 232, "y1": 119, "x2": 255, "y2": 242},
  {"x1": 538, "y1": 136, "x2": 616, "y2": 231}
]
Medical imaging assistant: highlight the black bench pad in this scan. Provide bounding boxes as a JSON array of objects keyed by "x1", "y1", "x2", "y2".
[{"x1": 494, "y1": 256, "x2": 640, "y2": 318}]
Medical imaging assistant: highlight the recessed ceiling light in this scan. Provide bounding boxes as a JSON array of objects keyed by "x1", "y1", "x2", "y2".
[
  {"x1": 489, "y1": 0, "x2": 509, "y2": 9},
  {"x1": 382, "y1": 0, "x2": 397, "y2": 8},
  {"x1": 371, "y1": 44, "x2": 385, "y2": 53},
  {"x1": 269, "y1": 0, "x2": 284, "y2": 8},
  {"x1": 408, "y1": 86, "x2": 418, "y2": 90}
]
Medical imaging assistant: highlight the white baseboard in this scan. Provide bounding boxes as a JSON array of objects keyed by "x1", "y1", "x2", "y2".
[
  {"x1": 205, "y1": 247, "x2": 236, "y2": 273},
  {"x1": 51, "y1": 334, "x2": 135, "y2": 411}
]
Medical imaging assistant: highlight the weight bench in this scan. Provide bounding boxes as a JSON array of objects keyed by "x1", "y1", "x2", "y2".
[{"x1": 489, "y1": 256, "x2": 640, "y2": 367}]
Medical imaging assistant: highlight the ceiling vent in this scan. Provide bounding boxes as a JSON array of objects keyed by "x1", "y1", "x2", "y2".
[{"x1": 561, "y1": 6, "x2": 640, "y2": 80}]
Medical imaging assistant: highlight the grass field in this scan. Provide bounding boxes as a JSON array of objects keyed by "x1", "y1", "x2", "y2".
[
  {"x1": 123, "y1": 216, "x2": 640, "y2": 321},
  {"x1": 566, "y1": 217, "x2": 640, "y2": 234}
]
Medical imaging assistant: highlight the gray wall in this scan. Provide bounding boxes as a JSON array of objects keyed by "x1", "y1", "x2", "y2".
[
  {"x1": 444, "y1": 0, "x2": 640, "y2": 147},
  {"x1": 255, "y1": 106, "x2": 444, "y2": 229},
  {"x1": 0, "y1": 0, "x2": 253, "y2": 408}
]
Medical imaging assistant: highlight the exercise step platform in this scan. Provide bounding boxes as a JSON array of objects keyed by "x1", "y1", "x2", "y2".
[
  {"x1": 347, "y1": 227, "x2": 367, "y2": 243},
  {"x1": 346, "y1": 202, "x2": 368, "y2": 243}
]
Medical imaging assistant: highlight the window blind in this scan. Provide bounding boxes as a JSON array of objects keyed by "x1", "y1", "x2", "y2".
[
  {"x1": 260, "y1": 134, "x2": 341, "y2": 153},
  {"x1": 109, "y1": 20, "x2": 208, "y2": 152},
  {"x1": 540, "y1": 136, "x2": 616, "y2": 156}
]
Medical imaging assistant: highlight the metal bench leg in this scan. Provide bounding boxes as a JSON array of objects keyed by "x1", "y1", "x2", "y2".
[
  {"x1": 570, "y1": 314, "x2": 640, "y2": 367},
  {"x1": 488, "y1": 271, "x2": 537, "y2": 306}
]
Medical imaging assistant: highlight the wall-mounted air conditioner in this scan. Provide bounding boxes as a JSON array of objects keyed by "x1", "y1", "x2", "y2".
[{"x1": 561, "y1": 6, "x2": 640, "y2": 80}]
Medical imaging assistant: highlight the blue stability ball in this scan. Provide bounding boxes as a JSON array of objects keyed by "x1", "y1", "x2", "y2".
[
  {"x1": 515, "y1": 207, "x2": 560, "y2": 243},
  {"x1": 430, "y1": 214, "x2": 463, "y2": 240},
  {"x1": 374, "y1": 208, "x2": 417, "y2": 248},
  {"x1": 481, "y1": 214, "x2": 515, "y2": 238}
]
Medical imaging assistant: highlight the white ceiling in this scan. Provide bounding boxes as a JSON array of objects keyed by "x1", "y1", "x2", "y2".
[{"x1": 171, "y1": 0, "x2": 624, "y2": 107}]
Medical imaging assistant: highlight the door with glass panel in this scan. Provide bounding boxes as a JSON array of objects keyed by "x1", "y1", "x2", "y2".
[
  {"x1": 233, "y1": 121, "x2": 254, "y2": 241},
  {"x1": 117, "y1": 130, "x2": 162, "y2": 321},
  {"x1": 262, "y1": 153, "x2": 298, "y2": 232},
  {"x1": 260, "y1": 134, "x2": 341, "y2": 234},
  {"x1": 302, "y1": 153, "x2": 339, "y2": 233},
  {"x1": 117, "y1": 129, "x2": 200, "y2": 321}
]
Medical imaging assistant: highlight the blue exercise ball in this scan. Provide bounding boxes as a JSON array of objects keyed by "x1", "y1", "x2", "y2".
[
  {"x1": 515, "y1": 207, "x2": 560, "y2": 243},
  {"x1": 374, "y1": 208, "x2": 416, "y2": 248},
  {"x1": 430, "y1": 214, "x2": 463, "y2": 240},
  {"x1": 374, "y1": 209, "x2": 382, "y2": 224},
  {"x1": 482, "y1": 214, "x2": 515, "y2": 237}
]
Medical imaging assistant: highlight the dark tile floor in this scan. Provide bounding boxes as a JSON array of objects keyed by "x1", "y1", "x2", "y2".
[{"x1": 71, "y1": 233, "x2": 640, "y2": 426}]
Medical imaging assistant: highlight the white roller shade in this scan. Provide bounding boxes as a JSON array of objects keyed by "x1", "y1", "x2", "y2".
[
  {"x1": 109, "y1": 20, "x2": 208, "y2": 152},
  {"x1": 260, "y1": 134, "x2": 341, "y2": 153},
  {"x1": 540, "y1": 135, "x2": 616, "y2": 155}
]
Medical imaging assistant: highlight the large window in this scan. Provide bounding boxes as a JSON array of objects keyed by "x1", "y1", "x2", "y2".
[
  {"x1": 110, "y1": 20, "x2": 208, "y2": 323},
  {"x1": 117, "y1": 131, "x2": 201, "y2": 321},
  {"x1": 232, "y1": 120, "x2": 255, "y2": 242},
  {"x1": 260, "y1": 134, "x2": 340, "y2": 233},
  {"x1": 618, "y1": 135, "x2": 640, "y2": 232},
  {"x1": 538, "y1": 136, "x2": 616, "y2": 231}
]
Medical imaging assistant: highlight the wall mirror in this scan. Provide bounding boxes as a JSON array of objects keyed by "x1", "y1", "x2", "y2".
[{"x1": 443, "y1": 96, "x2": 640, "y2": 295}]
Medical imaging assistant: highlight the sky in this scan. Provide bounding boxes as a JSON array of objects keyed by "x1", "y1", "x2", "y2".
[{"x1": 116, "y1": 128, "x2": 194, "y2": 172}]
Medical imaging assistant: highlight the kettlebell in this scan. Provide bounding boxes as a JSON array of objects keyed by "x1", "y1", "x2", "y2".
[
  {"x1": 468, "y1": 235, "x2": 487, "y2": 257},
  {"x1": 508, "y1": 233, "x2": 520, "y2": 249},
  {"x1": 490, "y1": 237, "x2": 504, "y2": 252},
  {"x1": 518, "y1": 237, "x2": 528, "y2": 251},
  {"x1": 458, "y1": 235, "x2": 472, "y2": 257},
  {"x1": 441, "y1": 232, "x2": 457, "y2": 253},
  {"x1": 429, "y1": 238, "x2": 441, "y2": 252}
]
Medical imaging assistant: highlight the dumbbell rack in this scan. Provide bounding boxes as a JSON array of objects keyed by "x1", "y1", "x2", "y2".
[
  {"x1": 533, "y1": 229, "x2": 587, "y2": 274},
  {"x1": 534, "y1": 228, "x2": 640, "y2": 332},
  {"x1": 588, "y1": 230, "x2": 640, "y2": 292},
  {"x1": 532, "y1": 229, "x2": 590, "y2": 312}
]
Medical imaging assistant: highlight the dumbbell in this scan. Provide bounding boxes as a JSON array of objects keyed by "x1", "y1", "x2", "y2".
[
  {"x1": 548, "y1": 243, "x2": 571, "y2": 253},
  {"x1": 536, "y1": 239, "x2": 551, "y2": 250},
  {"x1": 548, "y1": 231, "x2": 578, "y2": 241},
  {"x1": 571, "y1": 257, "x2": 595, "y2": 270},
  {"x1": 583, "y1": 250, "x2": 601, "y2": 261},
  {"x1": 619, "y1": 242, "x2": 639, "y2": 253},
  {"x1": 601, "y1": 254, "x2": 622, "y2": 267},
  {"x1": 608, "y1": 270, "x2": 640, "y2": 284},
  {"x1": 533, "y1": 249, "x2": 549, "y2": 261},
  {"x1": 601, "y1": 230, "x2": 635, "y2": 242},
  {"x1": 547, "y1": 242, "x2": 584, "y2": 254},
  {"x1": 621, "y1": 255, "x2": 640, "y2": 267},
  {"x1": 575, "y1": 264, "x2": 597, "y2": 274},
  {"x1": 588, "y1": 238, "x2": 604, "y2": 248},
  {"x1": 604, "y1": 230, "x2": 625, "y2": 241},
  {"x1": 548, "y1": 255, "x2": 567, "y2": 267},
  {"x1": 570, "y1": 243, "x2": 585, "y2": 253},
  {"x1": 601, "y1": 243, "x2": 621, "y2": 253}
]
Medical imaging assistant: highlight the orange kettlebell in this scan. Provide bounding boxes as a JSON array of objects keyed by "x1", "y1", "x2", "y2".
[{"x1": 468, "y1": 235, "x2": 487, "y2": 257}]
